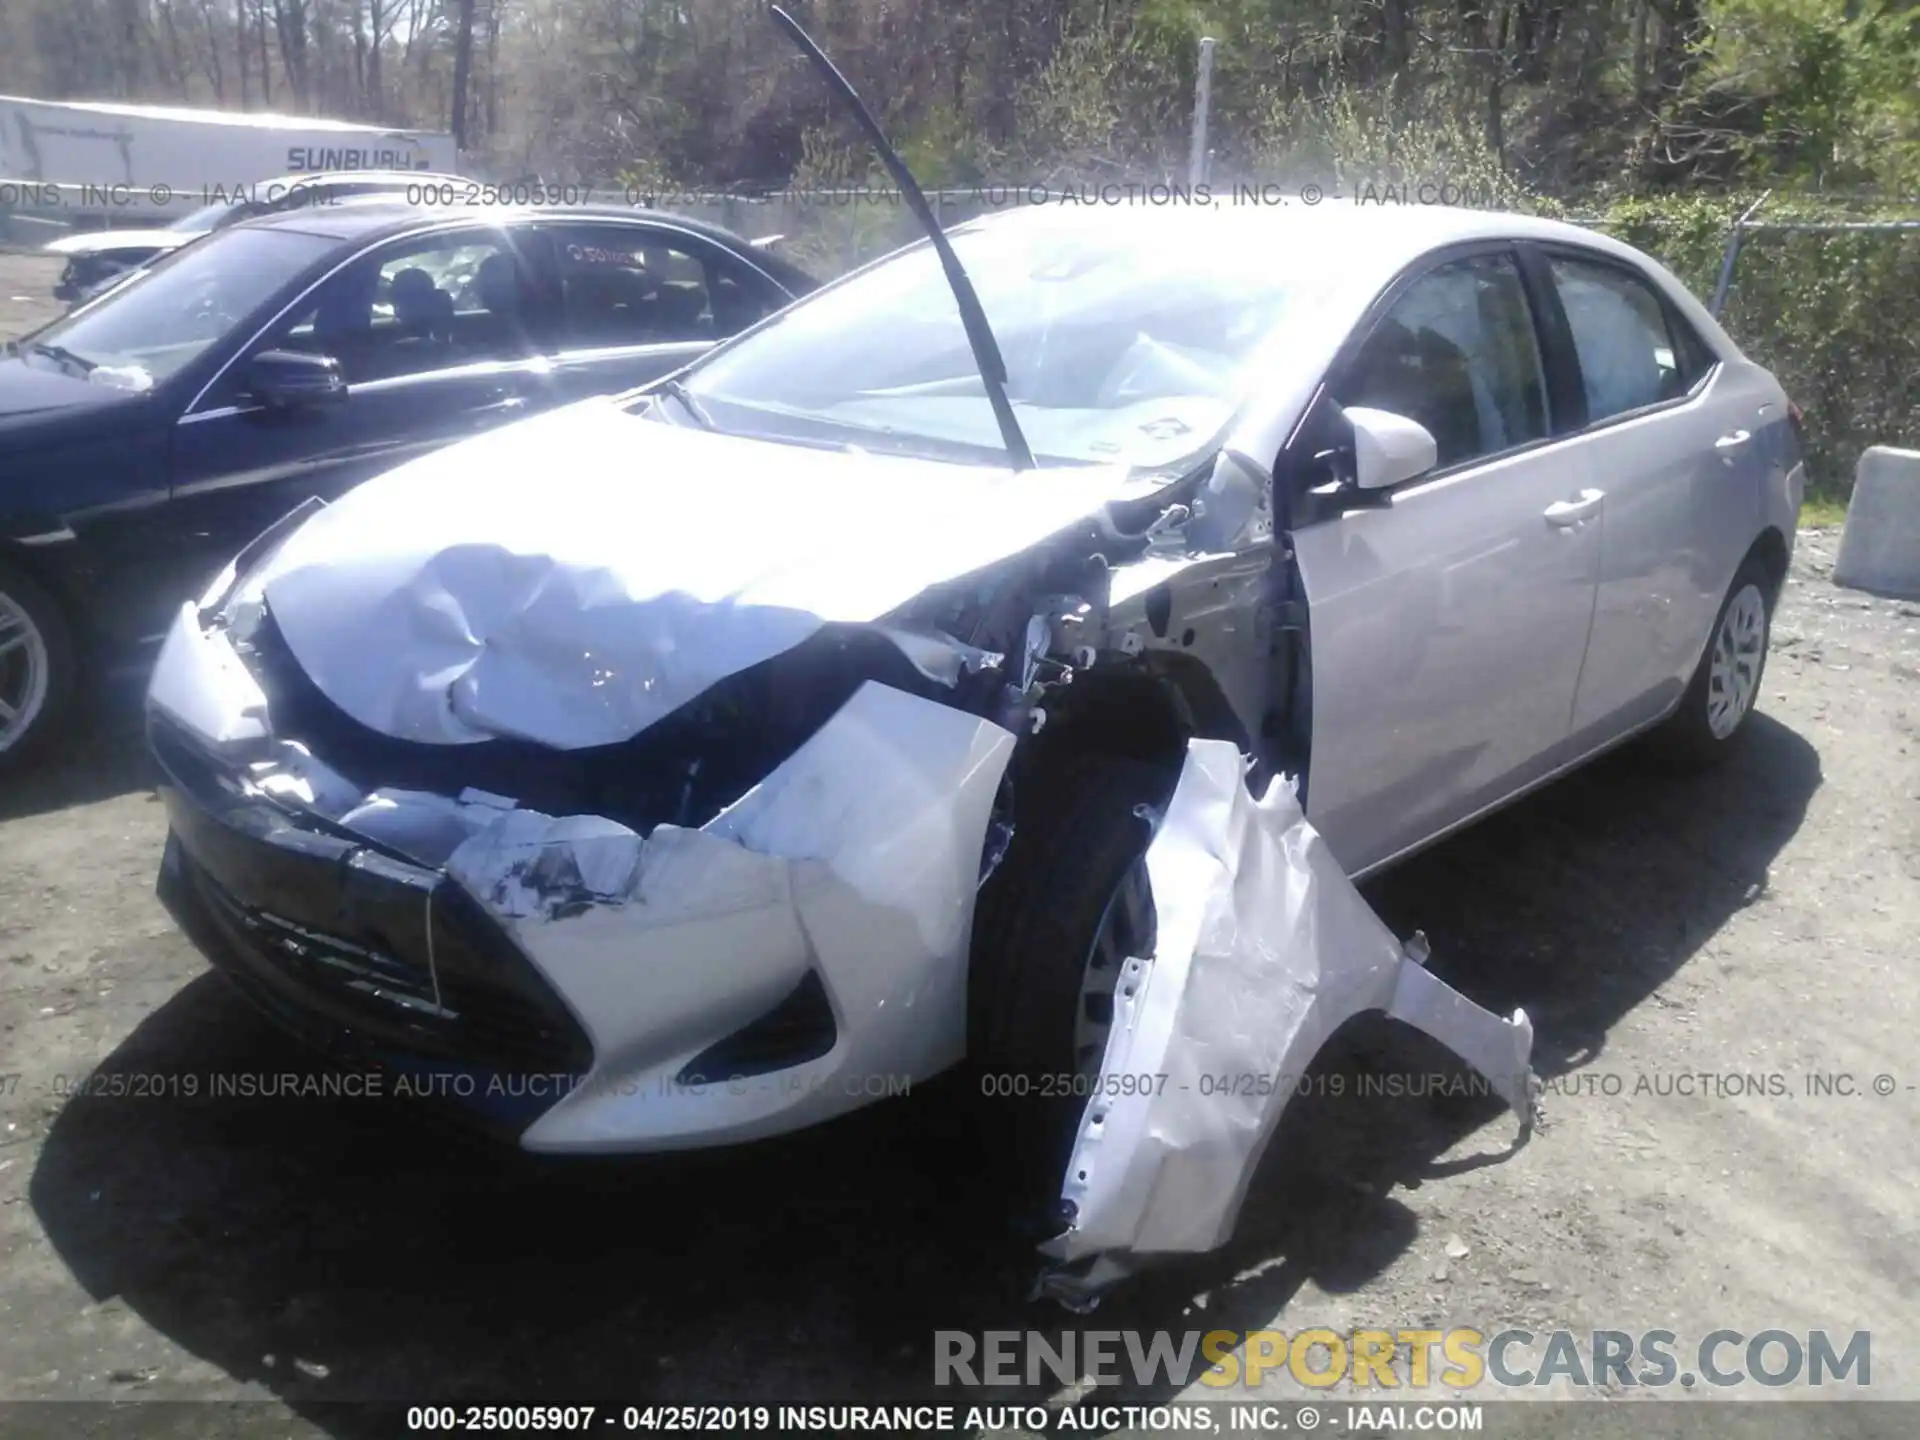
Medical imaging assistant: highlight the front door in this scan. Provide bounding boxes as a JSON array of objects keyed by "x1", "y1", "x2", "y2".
[{"x1": 1291, "y1": 248, "x2": 1603, "y2": 876}]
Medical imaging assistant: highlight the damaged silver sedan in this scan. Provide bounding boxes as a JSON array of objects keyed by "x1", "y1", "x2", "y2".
[{"x1": 147, "y1": 195, "x2": 1801, "y2": 1305}]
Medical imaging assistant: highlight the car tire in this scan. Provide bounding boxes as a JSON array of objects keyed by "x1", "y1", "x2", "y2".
[
  {"x1": 0, "y1": 558, "x2": 77, "y2": 770},
  {"x1": 1646, "y1": 554, "x2": 1775, "y2": 769},
  {"x1": 967, "y1": 754, "x2": 1178, "y2": 1208}
]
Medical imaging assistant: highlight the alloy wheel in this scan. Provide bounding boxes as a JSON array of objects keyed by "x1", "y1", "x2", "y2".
[
  {"x1": 1706, "y1": 582, "x2": 1767, "y2": 740},
  {"x1": 0, "y1": 589, "x2": 51, "y2": 754}
]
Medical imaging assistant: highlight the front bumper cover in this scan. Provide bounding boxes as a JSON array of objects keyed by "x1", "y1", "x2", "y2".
[
  {"x1": 150, "y1": 638, "x2": 1019, "y2": 1152},
  {"x1": 152, "y1": 710, "x2": 595, "y2": 1141}
]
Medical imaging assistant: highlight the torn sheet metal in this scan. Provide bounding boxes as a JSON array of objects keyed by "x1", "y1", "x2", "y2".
[
  {"x1": 245, "y1": 399, "x2": 1127, "y2": 750},
  {"x1": 439, "y1": 680, "x2": 1016, "y2": 1151},
  {"x1": 334, "y1": 786, "x2": 521, "y2": 869},
  {"x1": 871, "y1": 625, "x2": 1004, "y2": 688},
  {"x1": 1101, "y1": 548, "x2": 1275, "y2": 743},
  {"x1": 1038, "y1": 739, "x2": 1534, "y2": 1308}
]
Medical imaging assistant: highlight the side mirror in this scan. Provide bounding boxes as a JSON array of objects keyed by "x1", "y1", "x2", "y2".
[
  {"x1": 1347, "y1": 406, "x2": 1438, "y2": 490},
  {"x1": 247, "y1": 349, "x2": 346, "y2": 411}
]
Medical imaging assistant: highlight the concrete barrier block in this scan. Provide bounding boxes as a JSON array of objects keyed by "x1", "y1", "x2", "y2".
[{"x1": 1834, "y1": 446, "x2": 1920, "y2": 600}]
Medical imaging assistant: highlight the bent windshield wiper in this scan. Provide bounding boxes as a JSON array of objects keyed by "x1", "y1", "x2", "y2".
[
  {"x1": 31, "y1": 342, "x2": 96, "y2": 375},
  {"x1": 656, "y1": 377, "x2": 716, "y2": 430},
  {"x1": 767, "y1": 4, "x2": 1035, "y2": 472}
]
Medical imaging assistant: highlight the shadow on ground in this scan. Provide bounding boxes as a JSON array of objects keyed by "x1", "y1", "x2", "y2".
[
  {"x1": 0, "y1": 680, "x2": 154, "y2": 823},
  {"x1": 28, "y1": 717, "x2": 1820, "y2": 1429}
]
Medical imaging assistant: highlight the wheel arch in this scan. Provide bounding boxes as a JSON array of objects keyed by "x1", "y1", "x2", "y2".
[
  {"x1": 1019, "y1": 652, "x2": 1251, "y2": 781},
  {"x1": 1745, "y1": 525, "x2": 1791, "y2": 605},
  {"x1": 0, "y1": 541, "x2": 97, "y2": 657}
]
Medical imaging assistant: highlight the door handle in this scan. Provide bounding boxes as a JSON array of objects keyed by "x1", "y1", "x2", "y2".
[
  {"x1": 1715, "y1": 429, "x2": 1752, "y2": 450},
  {"x1": 1543, "y1": 489, "x2": 1604, "y2": 528}
]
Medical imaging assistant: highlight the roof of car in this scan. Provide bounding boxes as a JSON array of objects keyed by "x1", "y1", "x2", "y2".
[
  {"x1": 963, "y1": 198, "x2": 1654, "y2": 283},
  {"x1": 244, "y1": 201, "x2": 816, "y2": 288}
]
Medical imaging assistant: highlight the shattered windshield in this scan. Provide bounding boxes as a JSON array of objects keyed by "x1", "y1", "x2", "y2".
[{"x1": 675, "y1": 209, "x2": 1320, "y2": 471}]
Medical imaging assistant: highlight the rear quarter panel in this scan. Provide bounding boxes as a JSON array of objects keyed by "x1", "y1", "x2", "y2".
[{"x1": 1642, "y1": 260, "x2": 1801, "y2": 654}]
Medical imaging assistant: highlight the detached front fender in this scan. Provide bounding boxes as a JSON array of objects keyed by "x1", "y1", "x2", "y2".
[{"x1": 1038, "y1": 740, "x2": 1536, "y2": 1307}]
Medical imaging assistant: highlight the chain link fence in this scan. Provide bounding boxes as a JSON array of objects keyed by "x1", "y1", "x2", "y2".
[{"x1": 7, "y1": 170, "x2": 1914, "y2": 497}]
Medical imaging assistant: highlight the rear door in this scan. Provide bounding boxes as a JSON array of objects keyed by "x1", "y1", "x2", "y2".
[
  {"x1": 531, "y1": 220, "x2": 795, "y2": 400},
  {"x1": 1532, "y1": 247, "x2": 1770, "y2": 742},
  {"x1": 1290, "y1": 246, "x2": 1604, "y2": 876},
  {"x1": 166, "y1": 221, "x2": 558, "y2": 598}
]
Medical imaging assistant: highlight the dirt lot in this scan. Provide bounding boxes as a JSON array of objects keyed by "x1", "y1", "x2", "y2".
[{"x1": 1, "y1": 248, "x2": 1917, "y2": 1434}]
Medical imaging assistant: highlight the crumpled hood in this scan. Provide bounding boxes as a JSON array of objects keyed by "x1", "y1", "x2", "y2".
[{"x1": 252, "y1": 397, "x2": 1130, "y2": 750}]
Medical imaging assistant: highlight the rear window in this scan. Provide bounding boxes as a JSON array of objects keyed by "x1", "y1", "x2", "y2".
[
  {"x1": 1548, "y1": 255, "x2": 1714, "y2": 423},
  {"x1": 544, "y1": 226, "x2": 782, "y2": 350}
]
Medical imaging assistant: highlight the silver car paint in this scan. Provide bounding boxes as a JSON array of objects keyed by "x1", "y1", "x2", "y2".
[
  {"x1": 1040, "y1": 740, "x2": 1535, "y2": 1307},
  {"x1": 42, "y1": 226, "x2": 188, "y2": 261},
  {"x1": 1253, "y1": 214, "x2": 1800, "y2": 876},
  {"x1": 1290, "y1": 433, "x2": 1608, "y2": 877},
  {"x1": 457, "y1": 680, "x2": 1018, "y2": 1152},
  {"x1": 149, "y1": 205, "x2": 1796, "y2": 1173},
  {"x1": 148, "y1": 640, "x2": 1023, "y2": 1149}
]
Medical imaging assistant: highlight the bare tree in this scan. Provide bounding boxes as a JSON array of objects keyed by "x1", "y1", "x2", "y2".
[
  {"x1": 272, "y1": 0, "x2": 310, "y2": 106},
  {"x1": 449, "y1": 0, "x2": 476, "y2": 147}
]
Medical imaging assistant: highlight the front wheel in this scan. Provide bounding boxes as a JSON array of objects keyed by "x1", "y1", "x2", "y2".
[
  {"x1": 0, "y1": 560, "x2": 77, "y2": 769},
  {"x1": 1647, "y1": 554, "x2": 1775, "y2": 767},
  {"x1": 968, "y1": 755, "x2": 1176, "y2": 1204}
]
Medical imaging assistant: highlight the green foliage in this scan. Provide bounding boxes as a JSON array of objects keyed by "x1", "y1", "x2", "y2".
[
  {"x1": 1241, "y1": 82, "x2": 1547, "y2": 211},
  {"x1": 1694, "y1": 0, "x2": 1920, "y2": 191},
  {"x1": 1015, "y1": 23, "x2": 1188, "y2": 180},
  {"x1": 770, "y1": 125, "x2": 923, "y2": 277},
  {"x1": 895, "y1": 104, "x2": 999, "y2": 188},
  {"x1": 18, "y1": 0, "x2": 1905, "y2": 482}
]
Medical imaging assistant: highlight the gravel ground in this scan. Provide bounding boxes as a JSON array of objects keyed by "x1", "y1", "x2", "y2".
[{"x1": 1, "y1": 249, "x2": 1917, "y2": 1435}]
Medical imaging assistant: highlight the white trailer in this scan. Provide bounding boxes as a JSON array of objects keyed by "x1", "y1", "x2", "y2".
[{"x1": 0, "y1": 95, "x2": 456, "y2": 218}]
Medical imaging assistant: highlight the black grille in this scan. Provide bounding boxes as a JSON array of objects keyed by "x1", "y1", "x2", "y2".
[
  {"x1": 152, "y1": 709, "x2": 593, "y2": 1081},
  {"x1": 186, "y1": 844, "x2": 592, "y2": 1076}
]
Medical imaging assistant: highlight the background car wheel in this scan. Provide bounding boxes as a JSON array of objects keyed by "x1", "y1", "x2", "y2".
[
  {"x1": 968, "y1": 754, "x2": 1177, "y2": 1210},
  {"x1": 1647, "y1": 554, "x2": 1775, "y2": 768},
  {"x1": 0, "y1": 559, "x2": 77, "y2": 769}
]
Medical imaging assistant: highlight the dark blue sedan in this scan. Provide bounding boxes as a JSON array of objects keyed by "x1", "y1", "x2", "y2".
[{"x1": 0, "y1": 202, "x2": 814, "y2": 761}]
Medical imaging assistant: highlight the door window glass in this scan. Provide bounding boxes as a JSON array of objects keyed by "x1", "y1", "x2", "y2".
[
  {"x1": 25, "y1": 226, "x2": 331, "y2": 386},
  {"x1": 545, "y1": 226, "x2": 781, "y2": 349},
  {"x1": 261, "y1": 228, "x2": 551, "y2": 385},
  {"x1": 1337, "y1": 253, "x2": 1549, "y2": 470},
  {"x1": 1549, "y1": 255, "x2": 1705, "y2": 421}
]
